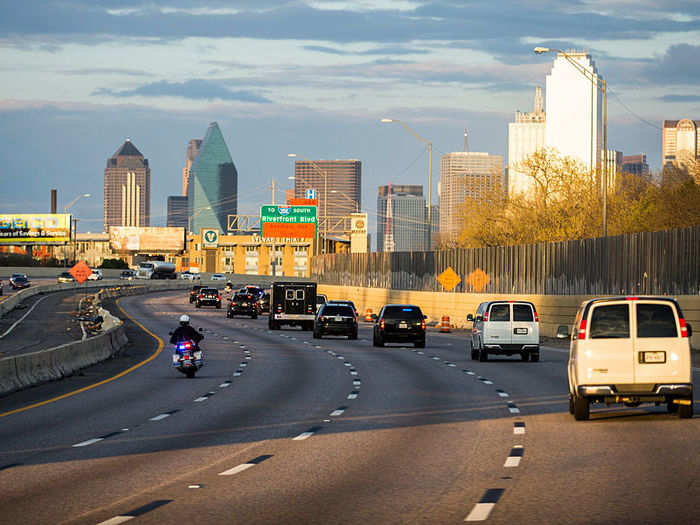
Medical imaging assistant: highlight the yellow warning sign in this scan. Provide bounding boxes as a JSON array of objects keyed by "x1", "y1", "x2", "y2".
[
  {"x1": 466, "y1": 268, "x2": 490, "y2": 292},
  {"x1": 437, "y1": 267, "x2": 461, "y2": 292}
]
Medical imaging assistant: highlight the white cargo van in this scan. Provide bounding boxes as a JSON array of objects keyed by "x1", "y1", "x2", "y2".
[
  {"x1": 566, "y1": 296, "x2": 693, "y2": 420},
  {"x1": 467, "y1": 301, "x2": 540, "y2": 362}
]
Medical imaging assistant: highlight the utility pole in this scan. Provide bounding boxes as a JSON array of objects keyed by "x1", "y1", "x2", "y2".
[
  {"x1": 464, "y1": 128, "x2": 469, "y2": 152},
  {"x1": 270, "y1": 179, "x2": 276, "y2": 205}
]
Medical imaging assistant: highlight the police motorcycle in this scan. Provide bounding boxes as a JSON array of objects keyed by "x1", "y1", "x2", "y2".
[{"x1": 169, "y1": 315, "x2": 204, "y2": 378}]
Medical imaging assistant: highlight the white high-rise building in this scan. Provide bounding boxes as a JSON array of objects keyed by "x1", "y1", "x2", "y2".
[
  {"x1": 508, "y1": 86, "x2": 546, "y2": 198},
  {"x1": 544, "y1": 52, "x2": 603, "y2": 170}
]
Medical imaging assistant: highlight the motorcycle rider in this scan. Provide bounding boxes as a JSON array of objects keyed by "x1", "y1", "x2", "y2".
[{"x1": 170, "y1": 314, "x2": 203, "y2": 349}]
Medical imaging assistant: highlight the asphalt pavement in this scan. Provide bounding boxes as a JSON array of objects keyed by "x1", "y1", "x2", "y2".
[{"x1": 0, "y1": 290, "x2": 698, "y2": 524}]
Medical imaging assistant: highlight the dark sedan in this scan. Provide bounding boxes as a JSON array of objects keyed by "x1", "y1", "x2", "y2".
[
  {"x1": 9, "y1": 274, "x2": 30, "y2": 290},
  {"x1": 196, "y1": 287, "x2": 221, "y2": 309},
  {"x1": 227, "y1": 293, "x2": 259, "y2": 319},
  {"x1": 314, "y1": 304, "x2": 358, "y2": 339},
  {"x1": 373, "y1": 304, "x2": 426, "y2": 348}
]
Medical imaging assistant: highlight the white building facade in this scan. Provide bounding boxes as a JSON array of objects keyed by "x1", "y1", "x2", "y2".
[
  {"x1": 508, "y1": 86, "x2": 546, "y2": 198},
  {"x1": 544, "y1": 52, "x2": 603, "y2": 170}
]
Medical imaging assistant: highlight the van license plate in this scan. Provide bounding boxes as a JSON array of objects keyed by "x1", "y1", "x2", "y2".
[
  {"x1": 639, "y1": 351, "x2": 666, "y2": 364},
  {"x1": 514, "y1": 328, "x2": 528, "y2": 335},
  {"x1": 399, "y1": 322, "x2": 408, "y2": 329}
]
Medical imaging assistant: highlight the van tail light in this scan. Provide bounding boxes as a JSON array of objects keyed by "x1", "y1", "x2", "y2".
[
  {"x1": 217, "y1": 294, "x2": 221, "y2": 300},
  {"x1": 380, "y1": 318, "x2": 385, "y2": 331},
  {"x1": 578, "y1": 318, "x2": 587, "y2": 340},
  {"x1": 483, "y1": 311, "x2": 489, "y2": 322},
  {"x1": 421, "y1": 318, "x2": 426, "y2": 331},
  {"x1": 534, "y1": 311, "x2": 539, "y2": 322},
  {"x1": 679, "y1": 318, "x2": 688, "y2": 338}
]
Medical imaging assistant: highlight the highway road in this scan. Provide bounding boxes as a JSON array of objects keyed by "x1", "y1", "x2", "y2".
[{"x1": 0, "y1": 290, "x2": 698, "y2": 524}]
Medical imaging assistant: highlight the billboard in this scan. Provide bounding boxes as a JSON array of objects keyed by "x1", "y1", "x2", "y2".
[
  {"x1": 0, "y1": 213, "x2": 71, "y2": 245},
  {"x1": 109, "y1": 226, "x2": 185, "y2": 254},
  {"x1": 261, "y1": 205, "x2": 317, "y2": 239}
]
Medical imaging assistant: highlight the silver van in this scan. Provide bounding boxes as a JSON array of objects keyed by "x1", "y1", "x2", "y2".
[{"x1": 467, "y1": 301, "x2": 540, "y2": 362}]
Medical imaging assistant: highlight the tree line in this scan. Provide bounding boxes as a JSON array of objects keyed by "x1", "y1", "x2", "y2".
[{"x1": 452, "y1": 149, "x2": 700, "y2": 248}]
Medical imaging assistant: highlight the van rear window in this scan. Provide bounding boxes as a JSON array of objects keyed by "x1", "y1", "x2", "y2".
[
  {"x1": 489, "y1": 304, "x2": 510, "y2": 321},
  {"x1": 590, "y1": 304, "x2": 629, "y2": 339},
  {"x1": 513, "y1": 304, "x2": 534, "y2": 322},
  {"x1": 637, "y1": 304, "x2": 677, "y2": 338}
]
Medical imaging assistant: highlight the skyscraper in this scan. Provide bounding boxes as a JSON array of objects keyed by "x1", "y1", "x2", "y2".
[
  {"x1": 439, "y1": 152, "x2": 503, "y2": 237},
  {"x1": 377, "y1": 184, "x2": 427, "y2": 252},
  {"x1": 544, "y1": 52, "x2": 603, "y2": 170},
  {"x1": 508, "y1": 86, "x2": 545, "y2": 197},
  {"x1": 167, "y1": 196, "x2": 188, "y2": 228},
  {"x1": 622, "y1": 154, "x2": 650, "y2": 176},
  {"x1": 662, "y1": 119, "x2": 700, "y2": 169},
  {"x1": 293, "y1": 160, "x2": 361, "y2": 226},
  {"x1": 104, "y1": 139, "x2": 150, "y2": 231},
  {"x1": 187, "y1": 122, "x2": 237, "y2": 234},
  {"x1": 182, "y1": 139, "x2": 202, "y2": 196}
]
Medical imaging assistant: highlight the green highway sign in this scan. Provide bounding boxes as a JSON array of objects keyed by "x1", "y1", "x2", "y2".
[{"x1": 260, "y1": 205, "x2": 317, "y2": 238}]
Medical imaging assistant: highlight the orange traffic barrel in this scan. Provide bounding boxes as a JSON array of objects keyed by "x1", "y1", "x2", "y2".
[
  {"x1": 364, "y1": 308, "x2": 373, "y2": 322},
  {"x1": 440, "y1": 315, "x2": 451, "y2": 333}
]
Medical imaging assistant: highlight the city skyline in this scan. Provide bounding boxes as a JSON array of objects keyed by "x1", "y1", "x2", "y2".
[{"x1": 1, "y1": 1, "x2": 699, "y2": 239}]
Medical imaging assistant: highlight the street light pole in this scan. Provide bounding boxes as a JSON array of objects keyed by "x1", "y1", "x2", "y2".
[
  {"x1": 381, "y1": 118, "x2": 432, "y2": 249},
  {"x1": 63, "y1": 193, "x2": 90, "y2": 267},
  {"x1": 534, "y1": 47, "x2": 608, "y2": 237}
]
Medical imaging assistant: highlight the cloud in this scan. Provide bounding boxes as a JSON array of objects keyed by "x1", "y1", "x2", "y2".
[
  {"x1": 645, "y1": 44, "x2": 700, "y2": 84},
  {"x1": 92, "y1": 79, "x2": 271, "y2": 103},
  {"x1": 657, "y1": 94, "x2": 700, "y2": 102}
]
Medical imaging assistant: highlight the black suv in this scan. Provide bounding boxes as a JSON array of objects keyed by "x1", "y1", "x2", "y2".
[
  {"x1": 189, "y1": 285, "x2": 203, "y2": 303},
  {"x1": 196, "y1": 287, "x2": 221, "y2": 309},
  {"x1": 373, "y1": 304, "x2": 426, "y2": 348},
  {"x1": 314, "y1": 304, "x2": 358, "y2": 339},
  {"x1": 228, "y1": 293, "x2": 259, "y2": 319}
]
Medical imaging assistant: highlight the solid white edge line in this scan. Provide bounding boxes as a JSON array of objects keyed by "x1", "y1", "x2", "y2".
[
  {"x1": 504, "y1": 456, "x2": 521, "y2": 468},
  {"x1": 149, "y1": 414, "x2": 170, "y2": 421},
  {"x1": 72, "y1": 437, "x2": 104, "y2": 447},
  {"x1": 0, "y1": 295, "x2": 49, "y2": 339},
  {"x1": 293, "y1": 431, "x2": 315, "y2": 441},
  {"x1": 219, "y1": 463, "x2": 255, "y2": 476},
  {"x1": 465, "y1": 503, "x2": 496, "y2": 522},
  {"x1": 96, "y1": 516, "x2": 134, "y2": 525}
]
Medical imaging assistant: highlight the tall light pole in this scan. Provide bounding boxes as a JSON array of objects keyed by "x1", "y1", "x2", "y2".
[
  {"x1": 63, "y1": 193, "x2": 90, "y2": 267},
  {"x1": 381, "y1": 118, "x2": 433, "y2": 249},
  {"x1": 288, "y1": 153, "x2": 327, "y2": 255},
  {"x1": 534, "y1": 46, "x2": 608, "y2": 237}
]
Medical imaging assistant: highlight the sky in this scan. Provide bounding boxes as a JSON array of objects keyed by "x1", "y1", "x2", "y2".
[{"x1": 1, "y1": 0, "x2": 699, "y2": 239}]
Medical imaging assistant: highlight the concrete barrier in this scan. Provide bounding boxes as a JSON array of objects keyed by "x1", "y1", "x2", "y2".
[{"x1": 318, "y1": 284, "x2": 700, "y2": 350}]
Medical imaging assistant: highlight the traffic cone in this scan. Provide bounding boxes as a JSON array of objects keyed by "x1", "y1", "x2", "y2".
[
  {"x1": 364, "y1": 308, "x2": 373, "y2": 322},
  {"x1": 440, "y1": 315, "x2": 451, "y2": 333}
]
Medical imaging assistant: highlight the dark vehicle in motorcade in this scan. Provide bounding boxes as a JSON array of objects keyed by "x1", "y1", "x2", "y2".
[
  {"x1": 189, "y1": 285, "x2": 203, "y2": 303},
  {"x1": 227, "y1": 293, "x2": 259, "y2": 319},
  {"x1": 315, "y1": 293, "x2": 327, "y2": 313},
  {"x1": 196, "y1": 287, "x2": 221, "y2": 309},
  {"x1": 327, "y1": 300, "x2": 358, "y2": 317},
  {"x1": 257, "y1": 291, "x2": 270, "y2": 314},
  {"x1": 9, "y1": 273, "x2": 30, "y2": 290},
  {"x1": 373, "y1": 304, "x2": 426, "y2": 348},
  {"x1": 240, "y1": 285, "x2": 264, "y2": 298},
  {"x1": 314, "y1": 304, "x2": 358, "y2": 339},
  {"x1": 269, "y1": 281, "x2": 317, "y2": 330}
]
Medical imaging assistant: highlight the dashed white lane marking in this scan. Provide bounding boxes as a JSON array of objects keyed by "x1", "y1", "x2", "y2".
[
  {"x1": 72, "y1": 437, "x2": 103, "y2": 447},
  {"x1": 97, "y1": 516, "x2": 133, "y2": 525},
  {"x1": 219, "y1": 463, "x2": 255, "y2": 476},
  {"x1": 350, "y1": 371, "x2": 358, "y2": 375},
  {"x1": 432, "y1": 356, "x2": 441, "y2": 361},
  {"x1": 344, "y1": 362, "x2": 352, "y2": 367},
  {"x1": 233, "y1": 372, "x2": 242, "y2": 377},
  {"x1": 149, "y1": 414, "x2": 170, "y2": 421},
  {"x1": 483, "y1": 380, "x2": 493, "y2": 385},
  {"x1": 347, "y1": 393, "x2": 358, "y2": 399},
  {"x1": 194, "y1": 396, "x2": 209, "y2": 402},
  {"x1": 463, "y1": 369, "x2": 475, "y2": 375},
  {"x1": 353, "y1": 380, "x2": 361, "y2": 386},
  {"x1": 293, "y1": 431, "x2": 315, "y2": 441},
  {"x1": 507, "y1": 402, "x2": 520, "y2": 414},
  {"x1": 497, "y1": 391, "x2": 509, "y2": 398},
  {"x1": 504, "y1": 445, "x2": 524, "y2": 467},
  {"x1": 465, "y1": 503, "x2": 495, "y2": 522},
  {"x1": 330, "y1": 408, "x2": 345, "y2": 416},
  {"x1": 219, "y1": 382, "x2": 232, "y2": 388},
  {"x1": 514, "y1": 422, "x2": 526, "y2": 434},
  {"x1": 417, "y1": 351, "x2": 425, "y2": 355}
]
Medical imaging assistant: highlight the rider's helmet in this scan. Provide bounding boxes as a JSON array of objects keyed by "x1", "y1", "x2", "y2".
[{"x1": 179, "y1": 314, "x2": 190, "y2": 326}]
